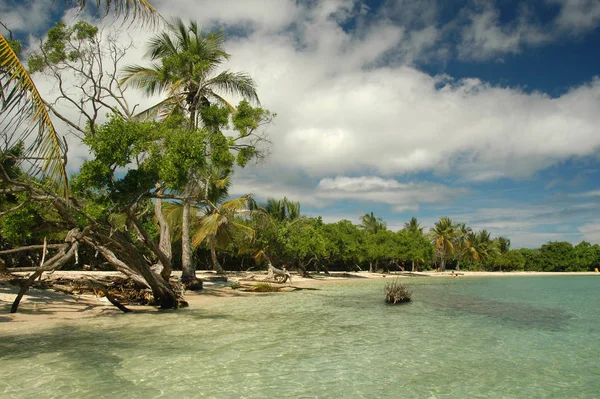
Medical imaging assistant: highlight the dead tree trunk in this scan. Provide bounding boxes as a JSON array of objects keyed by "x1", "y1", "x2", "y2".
[
  {"x1": 296, "y1": 259, "x2": 310, "y2": 278},
  {"x1": 82, "y1": 227, "x2": 180, "y2": 309},
  {"x1": 266, "y1": 262, "x2": 291, "y2": 283},
  {"x1": 11, "y1": 229, "x2": 82, "y2": 313}
]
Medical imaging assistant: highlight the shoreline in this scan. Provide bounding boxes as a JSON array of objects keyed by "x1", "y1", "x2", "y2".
[{"x1": 1, "y1": 270, "x2": 598, "y2": 328}]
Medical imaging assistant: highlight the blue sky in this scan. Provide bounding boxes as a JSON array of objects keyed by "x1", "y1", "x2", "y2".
[{"x1": 2, "y1": 0, "x2": 600, "y2": 248}]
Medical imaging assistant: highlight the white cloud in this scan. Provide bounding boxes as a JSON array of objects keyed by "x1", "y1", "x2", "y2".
[
  {"x1": 0, "y1": 0, "x2": 57, "y2": 35},
  {"x1": 317, "y1": 176, "x2": 468, "y2": 212},
  {"x1": 579, "y1": 219, "x2": 600, "y2": 242},
  {"x1": 457, "y1": 5, "x2": 550, "y2": 60},
  {"x1": 549, "y1": 0, "x2": 600, "y2": 35},
  {"x1": 14, "y1": 0, "x2": 600, "y2": 250}
]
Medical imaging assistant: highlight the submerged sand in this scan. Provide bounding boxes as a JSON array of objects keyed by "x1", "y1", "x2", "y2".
[{"x1": 1, "y1": 269, "x2": 598, "y2": 328}]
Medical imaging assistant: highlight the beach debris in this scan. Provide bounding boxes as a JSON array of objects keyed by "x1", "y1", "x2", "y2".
[
  {"x1": 266, "y1": 262, "x2": 292, "y2": 283},
  {"x1": 384, "y1": 279, "x2": 412, "y2": 304}
]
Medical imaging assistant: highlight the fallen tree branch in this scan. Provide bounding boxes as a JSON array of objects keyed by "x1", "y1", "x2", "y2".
[
  {"x1": 11, "y1": 229, "x2": 83, "y2": 313},
  {"x1": 0, "y1": 244, "x2": 65, "y2": 255}
]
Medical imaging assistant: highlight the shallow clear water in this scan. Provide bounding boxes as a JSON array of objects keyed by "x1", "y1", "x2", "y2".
[{"x1": 1, "y1": 276, "x2": 599, "y2": 398}]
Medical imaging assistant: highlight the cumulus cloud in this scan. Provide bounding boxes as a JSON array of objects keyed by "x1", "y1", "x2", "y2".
[
  {"x1": 549, "y1": 0, "x2": 600, "y2": 35},
  {"x1": 317, "y1": 176, "x2": 468, "y2": 212},
  {"x1": 457, "y1": 4, "x2": 550, "y2": 60},
  {"x1": 579, "y1": 219, "x2": 600, "y2": 242},
  {"x1": 16, "y1": 0, "x2": 600, "y2": 247},
  {"x1": 0, "y1": 0, "x2": 57, "y2": 35}
]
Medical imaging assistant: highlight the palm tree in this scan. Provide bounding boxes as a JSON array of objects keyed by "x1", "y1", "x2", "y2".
[
  {"x1": 0, "y1": 1, "x2": 161, "y2": 194},
  {"x1": 466, "y1": 230, "x2": 500, "y2": 269},
  {"x1": 192, "y1": 195, "x2": 255, "y2": 275},
  {"x1": 360, "y1": 212, "x2": 386, "y2": 272},
  {"x1": 262, "y1": 197, "x2": 301, "y2": 223},
  {"x1": 496, "y1": 236, "x2": 511, "y2": 254},
  {"x1": 360, "y1": 212, "x2": 386, "y2": 234},
  {"x1": 120, "y1": 18, "x2": 259, "y2": 126},
  {"x1": 430, "y1": 217, "x2": 456, "y2": 272},
  {"x1": 120, "y1": 18, "x2": 259, "y2": 283},
  {"x1": 403, "y1": 217, "x2": 424, "y2": 234},
  {"x1": 453, "y1": 222, "x2": 472, "y2": 271}
]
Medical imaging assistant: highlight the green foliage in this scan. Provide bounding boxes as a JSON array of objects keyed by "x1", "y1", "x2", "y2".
[
  {"x1": 84, "y1": 114, "x2": 155, "y2": 165},
  {"x1": 28, "y1": 21, "x2": 98, "y2": 73},
  {"x1": 320, "y1": 220, "x2": 364, "y2": 268},
  {"x1": 539, "y1": 241, "x2": 576, "y2": 272},
  {"x1": 200, "y1": 104, "x2": 231, "y2": 131},
  {"x1": 7, "y1": 39, "x2": 22, "y2": 56},
  {"x1": 0, "y1": 202, "x2": 39, "y2": 245},
  {"x1": 157, "y1": 128, "x2": 207, "y2": 188},
  {"x1": 492, "y1": 250, "x2": 526, "y2": 271},
  {"x1": 0, "y1": 142, "x2": 25, "y2": 180}
]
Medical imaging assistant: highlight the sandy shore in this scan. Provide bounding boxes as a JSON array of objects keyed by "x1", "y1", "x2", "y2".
[{"x1": 1, "y1": 269, "x2": 598, "y2": 328}]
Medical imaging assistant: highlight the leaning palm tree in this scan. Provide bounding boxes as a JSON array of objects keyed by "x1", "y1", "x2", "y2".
[
  {"x1": 0, "y1": 35, "x2": 67, "y2": 194},
  {"x1": 0, "y1": 1, "x2": 161, "y2": 194},
  {"x1": 121, "y1": 18, "x2": 259, "y2": 282},
  {"x1": 192, "y1": 195, "x2": 255, "y2": 274},
  {"x1": 430, "y1": 217, "x2": 456, "y2": 272}
]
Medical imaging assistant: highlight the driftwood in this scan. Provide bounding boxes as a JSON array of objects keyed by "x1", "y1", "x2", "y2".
[
  {"x1": 11, "y1": 229, "x2": 83, "y2": 313},
  {"x1": 266, "y1": 262, "x2": 292, "y2": 283}
]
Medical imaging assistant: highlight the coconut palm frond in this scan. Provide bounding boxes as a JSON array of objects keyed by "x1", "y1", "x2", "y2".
[
  {"x1": 76, "y1": 0, "x2": 163, "y2": 26},
  {"x1": 132, "y1": 97, "x2": 179, "y2": 121},
  {"x1": 221, "y1": 196, "x2": 251, "y2": 212},
  {"x1": 230, "y1": 221, "x2": 255, "y2": 240},
  {"x1": 206, "y1": 71, "x2": 260, "y2": 105},
  {"x1": 206, "y1": 90, "x2": 235, "y2": 111},
  {"x1": 119, "y1": 64, "x2": 165, "y2": 95},
  {"x1": 0, "y1": 34, "x2": 68, "y2": 195},
  {"x1": 192, "y1": 213, "x2": 219, "y2": 247}
]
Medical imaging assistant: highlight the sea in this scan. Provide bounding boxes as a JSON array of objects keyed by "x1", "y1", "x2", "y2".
[{"x1": 1, "y1": 276, "x2": 599, "y2": 398}]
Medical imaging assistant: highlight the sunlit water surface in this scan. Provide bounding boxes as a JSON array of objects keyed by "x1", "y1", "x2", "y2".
[{"x1": 1, "y1": 276, "x2": 599, "y2": 398}]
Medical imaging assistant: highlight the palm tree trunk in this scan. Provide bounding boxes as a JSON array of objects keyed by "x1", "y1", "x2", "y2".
[
  {"x1": 210, "y1": 237, "x2": 225, "y2": 274},
  {"x1": 181, "y1": 198, "x2": 195, "y2": 282}
]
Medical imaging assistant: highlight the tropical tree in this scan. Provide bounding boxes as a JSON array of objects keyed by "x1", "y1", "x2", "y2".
[
  {"x1": 403, "y1": 217, "x2": 423, "y2": 234},
  {"x1": 496, "y1": 236, "x2": 511, "y2": 254},
  {"x1": 0, "y1": 1, "x2": 161, "y2": 194},
  {"x1": 430, "y1": 217, "x2": 456, "y2": 272},
  {"x1": 120, "y1": 18, "x2": 262, "y2": 283},
  {"x1": 261, "y1": 197, "x2": 301, "y2": 223},
  {"x1": 192, "y1": 195, "x2": 255, "y2": 275},
  {"x1": 453, "y1": 222, "x2": 472, "y2": 271},
  {"x1": 359, "y1": 212, "x2": 386, "y2": 272},
  {"x1": 465, "y1": 230, "x2": 499, "y2": 269},
  {"x1": 360, "y1": 212, "x2": 386, "y2": 234}
]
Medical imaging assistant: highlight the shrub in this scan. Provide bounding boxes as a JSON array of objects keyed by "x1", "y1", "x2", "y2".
[{"x1": 384, "y1": 279, "x2": 411, "y2": 304}]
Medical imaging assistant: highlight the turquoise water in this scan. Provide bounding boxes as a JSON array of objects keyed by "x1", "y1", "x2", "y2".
[{"x1": 1, "y1": 276, "x2": 599, "y2": 398}]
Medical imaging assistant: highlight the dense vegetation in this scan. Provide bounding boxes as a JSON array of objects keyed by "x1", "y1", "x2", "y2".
[{"x1": 1, "y1": 4, "x2": 598, "y2": 311}]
